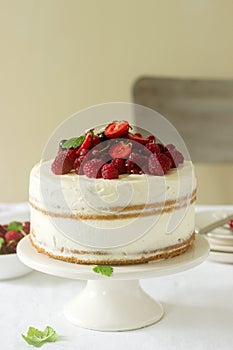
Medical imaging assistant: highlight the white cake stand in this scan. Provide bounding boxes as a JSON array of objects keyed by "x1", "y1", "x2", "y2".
[{"x1": 17, "y1": 235, "x2": 209, "y2": 331}]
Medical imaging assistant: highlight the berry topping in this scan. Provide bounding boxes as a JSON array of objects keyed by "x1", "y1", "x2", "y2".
[
  {"x1": 147, "y1": 135, "x2": 156, "y2": 143},
  {"x1": 111, "y1": 158, "x2": 126, "y2": 174},
  {"x1": 76, "y1": 132, "x2": 93, "y2": 155},
  {"x1": 145, "y1": 143, "x2": 161, "y2": 154},
  {"x1": 165, "y1": 144, "x2": 184, "y2": 168},
  {"x1": 54, "y1": 120, "x2": 185, "y2": 178},
  {"x1": 51, "y1": 151, "x2": 74, "y2": 175},
  {"x1": 109, "y1": 141, "x2": 132, "y2": 159},
  {"x1": 101, "y1": 163, "x2": 119, "y2": 179},
  {"x1": 104, "y1": 121, "x2": 130, "y2": 138},
  {"x1": 127, "y1": 132, "x2": 148, "y2": 145},
  {"x1": 83, "y1": 159, "x2": 104, "y2": 178},
  {"x1": 128, "y1": 153, "x2": 148, "y2": 169},
  {"x1": 0, "y1": 220, "x2": 30, "y2": 255},
  {"x1": 148, "y1": 153, "x2": 172, "y2": 175}
]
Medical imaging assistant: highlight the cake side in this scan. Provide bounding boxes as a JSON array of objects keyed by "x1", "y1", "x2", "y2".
[{"x1": 29, "y1": 160, "x2": 196, "y2": 265}]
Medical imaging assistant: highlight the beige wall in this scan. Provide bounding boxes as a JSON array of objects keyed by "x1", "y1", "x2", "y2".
[{"x1": 0, "y1": 0, "x2": 233, "y2": 202}]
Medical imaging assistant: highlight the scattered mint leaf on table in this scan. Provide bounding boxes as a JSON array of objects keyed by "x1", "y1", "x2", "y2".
[
  {"x1": 7, "y1": 221, "x2": 23, "y2": 231},
  {"x1": 22, "y1": 326, "x2": 57, "y2": 347},
  {"x1": 62, "y1": 136, "x2": 85, "y2": 149},
  {"x1": 93, "y1": 265, "x2": 113, "y2": 277},
  {"x1": 0, "y1": 237, "x2": 4, "y2": 249}
]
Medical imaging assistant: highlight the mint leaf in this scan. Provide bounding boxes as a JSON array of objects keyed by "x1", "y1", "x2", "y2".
[
  {"x1": 62, "y1": 136, "x2": 85, "y2": 149},
  {"x1": 22, "y1": 326, "x2": 57, "y2": 347},
  {"x1": 0, "y1": 237, "x2": 4, "y2": 250},
  {"x1": 93, "y1": 265, "x2": 113, "y2": 277},
  {"x1": 7, "y1": 221, "x2": 22, "y2": 231}
]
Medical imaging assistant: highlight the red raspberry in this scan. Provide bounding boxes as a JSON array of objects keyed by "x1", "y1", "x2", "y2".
[
  {"x1": 66, "y1": 149, "x2": 77, "y2": 164},
  {"x1": 229, "y1": 220, "x2": 233, "y2": 229},
  {"x1": 148, "y1": 153, "x2": 172, "y2": 175},
  {"x1": 145, "y1": 143, "x2": 161, "y2": 154},
  {"x1": 165, "y1": 147, "x2": 184, "y2": 168},
  {"x1": 83, "y1": 159, "x2": 104, "y2": 178},
  {"x1": 6, "y1": 241, "x2": 17, "y2": 254},
  {"x1": 22, "y1": 221, "x2": 30, "y2": 234},
  {"x1": 101, "y1": 164, "x2": 119, "y2": 179},
  {"x1": 111, "y1": 158, "x2": 126, "y2": 174},
  {"x1": 130, "y1": 168, "x2": 141, "y2": 174},
  {"x1": 157, "y1": 143, "x2": 165, "y2": 153},
  {"x1": 128, "y1": 153, "x2": 148, "y2": 169},
  {"x1": 5, "y1": 230, "x2": 24, "y2": 242},
  {"x1": 147, "y1": 135, "x2": 156, "y2": 143},
  {"x1": 125, "y1": 159, "x2": 136, "y2": 173},
  {"x1": 74, "y1": 158, "x2": 81, "y2": 174},
  {"x1": 51, "y1": 151, "x2": 74, "y2": 175}
]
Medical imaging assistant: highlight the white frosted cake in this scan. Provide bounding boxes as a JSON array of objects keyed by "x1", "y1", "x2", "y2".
[{"x1": 29, "y1": 121, "x2": 196, "y2": 265}]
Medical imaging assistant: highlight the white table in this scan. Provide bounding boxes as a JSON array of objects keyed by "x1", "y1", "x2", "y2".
[{"x1": 0, "y1": 204, "x2": 233, "y2": 350}]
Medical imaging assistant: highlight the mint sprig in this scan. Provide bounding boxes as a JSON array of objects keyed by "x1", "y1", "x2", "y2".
[
  {"x1": 7, "y1": 221, "x2": 23, "y2": 231},
  {"x1": 62, "y1": 136, "x2": 85, "y2": 149},
  {"x1": 93, "y1": 265, "x2": 113, "y2": 277},
  {"x1": 22, "y1": 326, "x2": 57, "y2": 347}
]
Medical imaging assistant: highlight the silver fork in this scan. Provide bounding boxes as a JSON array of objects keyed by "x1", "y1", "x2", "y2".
[{"x1": 197, "y1": 213, "x2": 233, "y2": 236}]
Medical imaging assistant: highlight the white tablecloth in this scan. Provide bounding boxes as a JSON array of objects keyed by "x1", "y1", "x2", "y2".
[{"x1": 0, "y1": 203, "x2": 233, "y2": 350}]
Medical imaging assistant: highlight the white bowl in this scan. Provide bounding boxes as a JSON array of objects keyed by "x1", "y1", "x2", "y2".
[
  {"x1": 0, "y1": 253, "x2": 32, "y2": 280},
  {"x1": 0, "y1": 203, "x2": 33, "y2": 280}
]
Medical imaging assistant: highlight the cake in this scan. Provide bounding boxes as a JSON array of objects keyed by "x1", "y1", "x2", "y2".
[{"x1": 29, "y1": 121, "x2": 196, "y2": 265}]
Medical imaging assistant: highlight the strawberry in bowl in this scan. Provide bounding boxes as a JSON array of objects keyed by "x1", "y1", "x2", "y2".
[{"x1": 0, "y1": 220, "x2": 32, "y2": 280}]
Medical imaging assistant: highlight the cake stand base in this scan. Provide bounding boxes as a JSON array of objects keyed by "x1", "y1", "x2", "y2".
[
  {"x1": 64, "y1": 279, "x2": 163, "y2": 331},
  {"x1": 17, "y1": 235, "x2": 209, "y2": 332}
]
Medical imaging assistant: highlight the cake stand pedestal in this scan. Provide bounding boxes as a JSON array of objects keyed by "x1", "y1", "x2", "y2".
[{"x1": 17, "y1": 235, "x2": 209, "y2": 331}]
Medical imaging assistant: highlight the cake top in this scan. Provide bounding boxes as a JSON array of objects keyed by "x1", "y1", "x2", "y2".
[{"x1": 51, "y1": 120, "x2": 184, "y2": 179}]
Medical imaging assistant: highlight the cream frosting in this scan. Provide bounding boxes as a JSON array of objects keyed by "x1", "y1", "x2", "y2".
[{"x1": 29, "y1": 159, "x2": 196, "y2": 262}]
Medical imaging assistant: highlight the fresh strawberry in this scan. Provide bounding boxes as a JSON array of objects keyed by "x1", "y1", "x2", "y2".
[
  {"x1": 92, "y1": 135, "x2": 101, "y2": 146},
  {"x1": 76, "y1": 132, "x2": 93, "y2": 156},
  {"x1": 104, "y1": 121, "x2": 130, "y2": 138},
  {"x1": 102, "y1": 164, "x2": 119, "y2": 179},
  {"x1": 127, "y1": 133, "x2": 148, "y2": 145},
  {"x1": 5, "y1": 230, "x2": 24, "y2": 242},
  {"x1": 109, "y1": 141, "x2": 132, "y2": 159}
]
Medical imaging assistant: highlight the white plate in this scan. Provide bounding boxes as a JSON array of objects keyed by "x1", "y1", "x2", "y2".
[
  {"x1": 195, "y1": 210, "x2": 233, "y2": 262},
  {"x1": 196, "y1": 210, "x2": 233, "y2": 242},
  {"x1": 209, "y1": 250, "x2": 233, "y2": 264}
]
